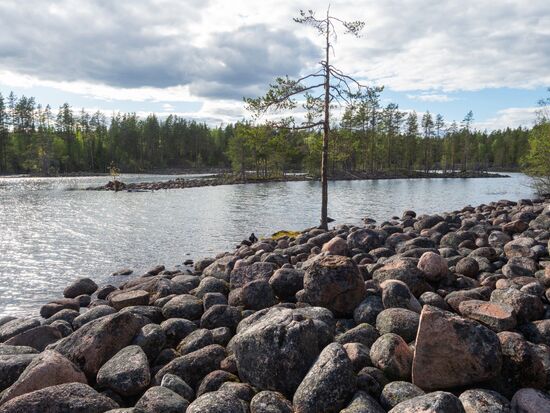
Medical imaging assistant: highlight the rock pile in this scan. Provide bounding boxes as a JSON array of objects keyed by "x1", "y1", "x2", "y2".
[{"x1": 1, "y1": 197, "x2": 550, "y2": 412}]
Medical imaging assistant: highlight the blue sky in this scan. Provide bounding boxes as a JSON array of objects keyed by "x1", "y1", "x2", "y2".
[{"x1": 1, "y1": 0, "x2": 548, "y2": 130}]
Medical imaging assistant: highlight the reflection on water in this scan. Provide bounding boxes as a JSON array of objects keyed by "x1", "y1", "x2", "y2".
[{"x1": 0, "y1": 173, "x2": 535, "y2": 316}]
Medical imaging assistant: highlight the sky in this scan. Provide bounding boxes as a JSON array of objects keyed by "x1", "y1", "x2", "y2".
[{"x1": 0, "y1": 0, "x2": 549, "y2": 131}]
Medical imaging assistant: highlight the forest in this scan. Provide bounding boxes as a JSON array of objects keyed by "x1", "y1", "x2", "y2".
[{"x1": 0, "y1": 90, "x2": 530, "y2": 177}]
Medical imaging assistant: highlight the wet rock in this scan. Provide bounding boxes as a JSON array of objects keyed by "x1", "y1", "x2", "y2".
[
  {"x1": 134, "y1": 386, "x2": 189, "y2": 413},
  {"x1": 376, "y1": 308, "x2": 420, "y2": 343},
  {"x1": 160, "y1": 373, "x2": 194, "y2": 401},
  {"x1": 232, "y1": 307, "x2": 329, "y2": 397},
  {"x1": 381, "y1": 280, "x2": 422, "y2": 313},
  {"x1": 459, "y1": 389, "x2": 510, "y2": 413},
  {"x1": 154, "y1": 344, "x2": 226, "y2": 389},
  {"x1": 0, "y1": 382, "x2": 118, "y2": 413},
  {"x1": 40, "y1": 298, "x2": 80, "y2": 318},
  {"x1": 388, "y1": 391, "x2": 465, "y2": 413},
  {"x1": 458, "y1": 300, "x2": 517, "y2": 332},
  {"x1": 3, "y1": 325, "x2": 62, "y2": 351},
  {"x1": 370, "y1": 333, "x2": 413, "y2": 380},
  {"x1": 187, "y1": 390, "x2": 246, "y2": 413},
  {"x1": 293, "y1": 342, "x2": 356, "y2": 413},
  {"x1": 72, "y1": 305, "x2": 116, "y2": 329},
  {"x1": 417, "y1": 252, "x2": 448, "y2": 281},
  {"x1": 132, "y1": 323, "x2": 166, "y2": 361},
  {"x1": 64, "y1": 277, "x2": 98, "y2": 298},
  {"x1": 510, "y1": 388, "x2": 550, "y2": 413},
  {"x1": 380, "y1": 381, "x2": 425, "y2": 410},
  {"x1": 490, "y1": 288, "x2": 545, "y2": 324},
  {"x1": 0, "y1": 354, "x2": 38, "y2": 392},
  {"x1": 0, "y1": 319, "x2": 41, "y2": 342},
  {"x1": 162, "y1": 294, "x2": 203, "y2": 320},
  {"x1": 412, "y1": 305, "x2": 502, "y2": 390},
  {"x1": 301, "y1": 255, "x2": 366, "y2": 316},
  {"x1": 241, "y1": 279, "x2": 277, "y2": 310},
  {"x1": 250, "y1": 390, "x2": 293, "y2": 413},
  {"x1": 269, "y1": 268, "x2": 304, "y2": 299},
  {"x1": 55, "y1": 311, "x2": 143, "y2": 380},
  {"x1": 0, "y1": 350, "x2": 86, "y2": 405},
  {"x1": 96, "y1": 345, "x2": 150, "y2": 396}
]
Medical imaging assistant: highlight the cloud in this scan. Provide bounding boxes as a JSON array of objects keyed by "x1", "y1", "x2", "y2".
[
  {"x1": 407, "y1": 93, "x2": 457, "y2": 102},
  {"x1": 474, "y1": 107, "x2": 539, "y2": 131}
]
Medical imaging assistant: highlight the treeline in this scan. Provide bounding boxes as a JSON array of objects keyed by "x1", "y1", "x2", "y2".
[{"x1": 0, "y1": 91, "x2": 530, "y2": 176}]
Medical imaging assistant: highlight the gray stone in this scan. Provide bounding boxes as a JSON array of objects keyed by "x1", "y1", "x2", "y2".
[
  {"x1": 250, "y1": 390, "x2": 293, "y2": 413},
  {"x1": 160, "y1": 373, "x2": 194, "y2": 402},
  {"x1": 187, "y1": 390, "x2": 246, "y2": 413},
  {"x1": 388, "y1": 391, "x2": 465, "y2": 413},
  {"x1": 134, "y1": 386, "x2": 189, "y2": 413},
  {"x1": 459, "y1": 389, "x2": 510, "y2": 413},
  {"x1": 380, "y1": 381, "x2": 425, "y2": 410},
  {"x1": 370, "y1": 333, "x2": 413, "y2": 380},
  {"x1": 97, "y1": 345, "x2": 150, "y2": 396}
]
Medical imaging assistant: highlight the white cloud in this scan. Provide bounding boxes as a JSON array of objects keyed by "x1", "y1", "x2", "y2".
[
  {"x1": 407, "y1": 93, "x2": 457, "y2": 102},
  {"x1": 473, "y1": 107, "x2": 539, "y2": 131}
]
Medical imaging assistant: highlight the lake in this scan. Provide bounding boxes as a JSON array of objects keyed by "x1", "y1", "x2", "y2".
[{"x1": 0, "y1": 173, "x2": 536, "y2": 316}]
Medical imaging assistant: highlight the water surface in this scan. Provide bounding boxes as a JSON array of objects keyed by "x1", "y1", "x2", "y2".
[{"x1": 0, "y1": 173, "x2": 535, "y2": 316}]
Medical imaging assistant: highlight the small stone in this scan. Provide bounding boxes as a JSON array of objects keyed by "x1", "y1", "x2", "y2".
[
  {"x1": 160, "y1": 373, "x2": 194, "y2": 402},
  {"x1": 322, "y1": 236, "x2": 349, "y2": 255},
  {"x1": 456, "y1": 257, "x2": 480, "y2": 278},
  {"x1": 380, "y1": 381, "x2": 425, "y2": 410},
  {"x1": 196, "y1": 370, "x2": 239, "y2": 397},
  {"x1": 132, "y1": 323, "x2": 166, "y2": 361},
  {"x1": 376, "y1": 308, "x2": 420, "y2": 343},
  {"x1": 336, "y1": 323, "x2": 380, "y2": 348},
  {"x1": 269, "y1": 268, "x2": 304, "y2": 299},
  {"x1": 369, "y1": 333, "x2": 413, "y2": 380},
  {"x1": 381, "y1": 280, "x2": 422, "y2": 313}
]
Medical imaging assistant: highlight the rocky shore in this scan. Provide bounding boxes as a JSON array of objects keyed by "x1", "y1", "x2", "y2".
[
  {"x1": 87, "y1": 170, "x2": 509, "y2": 192},
  {"x1": 1, "y1": 197, "x2": 550, "y2": 412}
]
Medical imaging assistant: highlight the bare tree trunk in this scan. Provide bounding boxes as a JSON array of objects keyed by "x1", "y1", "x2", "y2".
[{"x1": 320, "y1": 12, "x2": 330, "y2": 230}]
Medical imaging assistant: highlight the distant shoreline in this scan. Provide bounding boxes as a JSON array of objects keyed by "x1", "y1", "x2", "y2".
[{"x1": 85, "y1": 170, "x2": 511, "y2": 192}]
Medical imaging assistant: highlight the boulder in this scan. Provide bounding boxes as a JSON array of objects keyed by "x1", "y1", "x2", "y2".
[
  {"x1": 232, "y1": 307, "x2": 329, "y2": 397},
  {"x1": 293, "y1": 343, "x2": 356, "y2": 413},
  {"x1": 132, "y1": 323, "x2": 166, "y2": 361},
  {"x1": 72, "y1": 305, "x2": 116, "y2": 329},
  {"x1": 3, "y1": 325, "x2": 62, "y2": 351},
  {"x1": 161, "y1": 294, "x2": 203, "y2": 320},
  {"x1": 0, "y1": 354, "x2": 38, "y2": 392},
  {"x1": 196, "y1": 370, "x2": 239, "y2": 397},
  {"x1": 370, "y1": 333, "x2": 413, "y2": 380},
  {"x1": 134, "y1": 386, "x2": 190, "y2": 413},
  {"x1": 300, "y1": 255, "x2": 366, "y2": 316},
  {"x1": 380, "y1": 381, "x2": 425, "y2": 410},
  {"x1": 154, "y1": 344, "x2": 226, "y2": 389},
  {"x1": 0, "y1": 350, "x2": 86, "y2": 405},
  {"x1": 269, "y1": 268, "x2": 304, "y2": 299},
  {"x1": 0, "y1": 319, "x2": 41, "y2": 342},
  {"x1": 381, "y1": 280, "x2": 422, "y2": 313},
  {"x1": 96, "y1": 345, "x2": 150, "y2": 396},
  {"x1": 322, "y1": 236, "x2": 349, "y2": 255},
  {"x1": 490, "y1": 288, "x2": 544, "y2": 324},
  {"x1": 341, "y1": 391, "x2": 385, "y2": 413},
  {"x1": 388, "y1": 391, "x2": 465, "y2": 413},
  {"x1": 109, "y1": 290, "x2": 150, "y2": 310},
  {"x1": 376, "y1": 308, "x2": 420, "y2": 343},
  {"x1": 458, "y1": 389, "x2": 510, "y2": 413},
  {"x1": 187, "y1": 390, "x2": 246, "y2": 413},
  {"x1": 0, "y1": 382, "x2": 118, "y2": 413},
  {"x1": 55, "y1": 311, "x2": 143, "y2": 380},
  {"x1": 250, "y1": 390, "x2": 293, "y2": 413},
  {"x1": 160, "y1": 373, "x2": 194, "y2": 401},
  {"x1": 40, "y1": 298, "x2": 80, "y2": 318},
  {"x1": 458, "y1": 300, "x2": 517, "y2": 332},
  {"x1": 417, "y1": 252, "x2": 448, "y2": 281},
  {"x1": 510, "y1": 388, "x2": 550, "y2": 413},
  {"x1": 412, "y1": 305, "x2": 502, "y2": 390},
  {"x1": 240, "y1": 280, "x2": 277, "y2": 310},
  {"x1": 63, "y1": 277, "x2": 98, "y2": 298},
  {"x1": 200, "y1": 304, "x2": 242, "y2": 333}
]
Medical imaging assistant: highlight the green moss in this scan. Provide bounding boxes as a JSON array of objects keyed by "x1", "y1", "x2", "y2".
[{"x1": 271, "y1": 230, "x2": 301, "y2": 240}]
